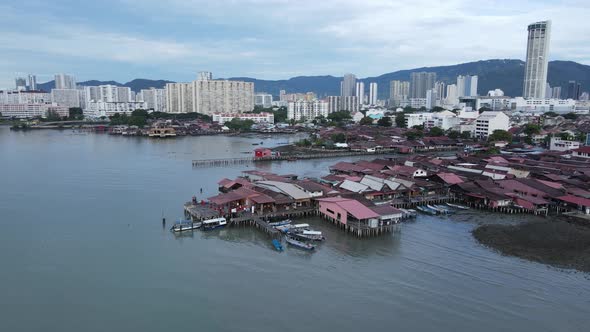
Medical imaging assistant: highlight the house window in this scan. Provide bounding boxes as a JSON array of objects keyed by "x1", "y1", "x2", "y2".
[{"x1": 326, "y1": 208, "x2": 335, "y2": 215}]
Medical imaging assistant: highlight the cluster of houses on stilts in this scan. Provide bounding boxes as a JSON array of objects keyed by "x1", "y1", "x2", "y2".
[{"x1": 185, "y1": 151, "x2": 590, "y2": 238}]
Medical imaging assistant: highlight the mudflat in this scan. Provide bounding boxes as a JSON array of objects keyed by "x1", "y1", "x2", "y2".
[{"x1": 473, "y1": 220, "x2": 590, "y2": 272}]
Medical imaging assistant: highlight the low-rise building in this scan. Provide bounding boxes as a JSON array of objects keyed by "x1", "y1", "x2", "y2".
[
  {"x1": 474, "y1": 111, "x2": 510, "y2": 138},
  {"x1": 86, "y1": 101, "x2": 147, "y2": 117},
  {"x1": 572, "y1": 146, "x2": 590, "y2": 159},
  {"x1": 0, "y1": 104, "x2": 48, "y2": 118},
  {"x1": 549, "y1": 137, "x2": 581, "y2": 151},
  {"x1": 212, "y1": 112, "x2": 274, "y2": 125}
]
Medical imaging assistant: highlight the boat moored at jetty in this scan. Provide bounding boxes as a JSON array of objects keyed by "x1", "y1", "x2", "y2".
[
  {"x1": 171, "y1": 220, "x2": 201, "y2": 232},
  {"x1": 201, "y1": 217, "x2": 227, "y2": 231},
  {"x1": 290, "y1": 230, "x2": 325, "y2": 241},
  {"x1": 446, "y1": 203, "x2": 470, "y2": 210},
  {"x1": 285, "y1": 235, "x2": 315, "y2": 250},
  {"x1": 268, "y1": 219, "x2": 291, "y2": 227},
  {"x1": 416, "y1": 205, "x2": 438, "y2": 215},
  {"x1": 272, "y1": 239, "x2": 284, "y2": 251}
]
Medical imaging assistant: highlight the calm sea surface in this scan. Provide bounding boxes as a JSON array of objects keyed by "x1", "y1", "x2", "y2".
[{"x1": 0, "y1": 126, "x2": 588, "y2": 332}]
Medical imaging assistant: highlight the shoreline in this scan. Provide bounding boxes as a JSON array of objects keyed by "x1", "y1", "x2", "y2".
[{"x1": 472, "y1": 219, "x2": 590, "y2": 273}]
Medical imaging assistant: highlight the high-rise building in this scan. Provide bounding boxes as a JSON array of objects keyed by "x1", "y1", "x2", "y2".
[
  {"x1": 341, "y1": 74, "x2": 356, "y2": 97},
  {"x1": 255, "y1": 93, "x2": 273, "y2": 108},
  {"x1": 54, "y1": 74, "x2": 77, "y2": 90},
  {"x1": 15, "y1": 77, "x2": 27, "y2": 91},
  {"x1": 287, "y1": 100, "x2": 329, "y2": 121},
  {"x1": 340, "y1": 96, "x2": 359, "y2": 113},
  {"x1": 139, "y1": 88, "x2": 167, "y2": 112},
  {"x1": 434, "y1": 81, "x2": 446, "y2": 100},
  {"x1": 165, "y1": 83, "x2": 193, "y2": 114},
  {"x1": 198, "y1": 71, "x2": 213, "y2": 81},
  {"x1": 523, "y1": 20, "x2": 551, "y2": 99},
  {"x1": 456, "y1": 75, "x2": 478, "y2": 97},
  {"x1": 368, "y1": 83, "x2": 378, "y2": 105},
  {"x1": 410, "y1": 72, "x2": 436, "y2": 98},
  {"x1": 567, "y1": 81, "x2": 582, "y2": 100},
  {"x1": 355, "y1": 82, "x2": 365, "y2": 105},
  {"x1": 327, "y1": 96, "x2": 341, "y2": 113},
  {"x1": 51, "y1": 89, "x2": 81, "y2": 108},
  {"x1": 389, "y1": 80, "x2": 410, "y2": 106},
  {"x1": 27, "y1": 75, "x2": 37, "y2": 90},
  {"x1": 445, "y1": 84, "x2": 459, "y2": 105},
  {"x1": 551, "y1": 86, "x2": 562, "y2": 99}
]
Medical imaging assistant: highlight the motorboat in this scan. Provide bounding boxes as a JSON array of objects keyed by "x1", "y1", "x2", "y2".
[
  {"x1": 290, "y1": 230, "x2": 325, "y2": 241},
  {"x1": 446, "y1": 203, "x2": 470, "y2": 210},
  {"x1": 285, "y1": 236, "x2": 315, "y2": 250},
  {"x1": 201, "y1": 217, "x2": 227, "y2": 231},
  {"x1": 171, "y1": 220, "x2": 201, "y2": 232}
]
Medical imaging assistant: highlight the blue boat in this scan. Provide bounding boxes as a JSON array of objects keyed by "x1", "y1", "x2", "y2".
[
  {"x1": 271, "y1": 239, "x2": 284, "y2": 251},
  {"x1": 416, "y1": 205, "x2": 437, "y2": 215}
]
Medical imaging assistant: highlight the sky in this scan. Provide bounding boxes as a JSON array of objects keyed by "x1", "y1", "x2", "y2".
[{"x1": 1, "y1": 0, "x2": 589, "y2": 89}]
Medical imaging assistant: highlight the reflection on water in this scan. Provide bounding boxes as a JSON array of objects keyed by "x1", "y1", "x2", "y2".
[{"x1": 0, "y1": 127, "x2": 589, "y2": 332}]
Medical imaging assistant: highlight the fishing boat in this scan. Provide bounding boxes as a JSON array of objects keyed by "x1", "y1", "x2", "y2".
[
  {"x1": 170, "y1": 220, "x2": 201, "y2": 232},
  {"x1": 416, "y1": 205, "x2": 437, "y2": 215},
  {"x1": 268, "y1": 219, "x2": 292, "y2": 227},
  {"x1": 285, "y1": 236, "x2": 315, "y2": 250},
  {"x1": 290, "y1": 230, "x2": 325, "y2": 241},
  {"x1": 201, "y1": 217, "x2": 227, "y2": 231},
  {"x1": 446, "y1": 203, "x2": 470, "y2": 210},
  {"x1": 272, "y1": 239, "x2": 284, "y2": 251},
  {"x1": 434, "y1": 205, "x2": 455, "y2": 214},
  {"x1": 427, "y1": 204, "x2": 448, "y2": 214}
]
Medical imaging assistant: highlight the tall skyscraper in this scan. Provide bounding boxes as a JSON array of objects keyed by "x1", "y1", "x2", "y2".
[
  {"x1": 523, "y1": 20, "x2": 551, "y2": 99},
  {"x1": 456, "y1": 75, "x2": 478, "y2": 97},
  {"x1": 567, "y1": 81, "x2": 582, "y2": 100},
  {"x1": 27, "y1": 75, "x2": 37, "y2": 90},
  {"x1": 551, "y1": 86, "x2": 561, "y2": 99},
  {"x1": 54, "y1": 74, "x2": 77, "y2": 89},
  {"x1": 341, "y1": 74, "x2": 356, "y2": 97},
  {"x1": 434, "y1": 81, "x2": 446, "y2": 100},
  {"x1": 368, "y1": 83, "x2": 378, "y2": 105},
  {"x1": 198, "y1": 71, "x2": 212, "y2": 81},
  {"x1": 355, "y1": 82, "x2": 365, "y2": 105},
  {"x1": 445, "y1": 84, "x2": 459, "y2": 105},
  {"x1": 410, "y1": 72, "x2": 436, "y2": 98},
  {"x1": 15, "y1": 77, "x2": 26, "y2": 91},
  {"x1": 389, "y1": 80, "x2": 410, "y2": 106}
]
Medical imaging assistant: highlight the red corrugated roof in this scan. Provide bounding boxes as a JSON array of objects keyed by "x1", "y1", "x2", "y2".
[
  {"x1": 317, "y1": 197, "x2": 379, "y2": 220},
  {"x1": 557, "y1": 195, "x2": 590, "y2": 207},
  {"x1": 436, "y1": 172, "x2": 464, "y2": 185}
]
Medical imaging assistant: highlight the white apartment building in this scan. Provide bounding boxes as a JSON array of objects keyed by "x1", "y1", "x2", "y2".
[
  {"x1": 97, "y1": 85, "x2": 132, "y2": 102},
  {"x1": 254, "y1": 93, "x2": 273, "y2": 108},
  {"x1": 549, "y1": 137, "x2": 580, "y2": 151},
  {"x1": 165, "y1": 76, "x2": 254, "y2": 115},
  {"x1": 523, "y1": 21, "x2": 551, "y2": 99},
  {"x1": 389, "y1": 80, "x2": 410, "y2": 106},
  {"x1": 340, "y1": 96, "x2": 359, "y2": 113},
  {"x1": 86, "y1": 101, "x2": 147, "y2": 117},
  {"x1": 355, "y1": 82, "x2": 365, "y2": 105},
  {"x1": 369, "y1": 82, "x2": 378, "y2": 105},
  {"x1": 405, "y1": 111, "x2": 459, "y2": 130},
  {"x1": 475, "y1": 96, "x2": 576, "y2": 113},
  {"x1": 288, "y1": 100, "x2": 329, "y2": 121},
  {"x1": 139, "y1": 88, "x2": 166, "y2": 112},
  {"x1": 212, "y1": 112, "x2": 274, "y2": 125},
  {"x1": 0, "y1": 104, "x2": 48, "y2": 118},
  {"x1": 54, "y1": 74, "x2": 76, "y2": 89},
  {"x1": 51, "y1": 89, "x2": 80, "y2": 108},
  {"x1": 409, "y1": 98, "x2": 427, "y2": 109},
  {"x1": 0, "y1": 90, "x2": 50, "y2": 104},
  {"x1": 475, "y1": 111, "x2": 510, "y2": 138}
]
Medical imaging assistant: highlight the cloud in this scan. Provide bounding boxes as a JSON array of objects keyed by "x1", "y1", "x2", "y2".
[{"x1": 0, "y1": 0, "x2": 589, "y2": 88}]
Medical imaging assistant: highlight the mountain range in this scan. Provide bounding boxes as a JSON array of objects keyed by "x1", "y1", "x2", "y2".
[{"x1": 37, "y1": 59, "x2": 590, "y2": 99}]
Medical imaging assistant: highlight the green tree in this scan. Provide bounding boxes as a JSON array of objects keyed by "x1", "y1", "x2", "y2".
[
  {"x1": 523, "y1": 123, "x2": 541, "y2": 136},
  {"x1": 428, "y1": 126, "x2": 444, "y2": 136},
  {"x1": 563, "y1": 112, "x2": 578, "y2": 120},
  {"x1": 359, "y1": 116, "x2": 374, "y2": 125},
  {"x1": 68, "y1": 107, "x2": 84, "y2": 120},
  {"x1": 327, "y1": 111, "x2": 352, "y2": 122},
  {"x1": 478, "y1": 107, "x2": 493, "y2": 114},
  {"x1": 131, "y1": 109, "x2": 149, "y2": 118},
  {"x1": 395, "y1": 113, "x2": 407, "y2": 128},
  {"x1": 331, "y1": 132, "x2": 346, "y2": 143},
  {"x1": 128, "y1": 115, "x2": 147, "y2": 127},
  {"x1": 460, "y1": 131, "x2": 471, "y2": 139},
  {"x1": 226, "y1": 118, "x2": 254, "y2": 131},
  {"x1": 431, "y1": 106, "x2": 445, "y2": 113},
  {"x1": 447, "y1": 130, "x2": 461, "y2": 139},
  {"x1": 412, "y1": 124, "x2": 424, "y2": 131},
  {"x1": 544, "y1": 111, "x2": 558, "y2": 117},
  {"x1": 488, "y1": 129, "x2": 512, "y2": 142},
  {"x1": 405, "y1": 130, "x2": 423, "y2": 141},
  {"x1": 46, "y1": 110, "x2": 62, "y2": 121},
  {"x1": 377, "y1": 116, "x2": 392, "y2": 127}
]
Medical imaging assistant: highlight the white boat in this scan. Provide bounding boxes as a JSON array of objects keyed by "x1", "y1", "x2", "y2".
[
  {"x1": 171, "y1": 220, "x2": 201, "y2": 232},
  {"x1": 268, "y1": 219, "x2": 292, "y2": 227},
  {"x1": 291, "y1": 230, "x2": 325, "y2": 241},
  {"x1": 285, "y1": 236, "x2": 315, "y2": 250},
  {"x1": 446, "y1": 203, "x2": 470, "y2": 210},
  {"x1": 201, "y1": 217, "x2": 227, "y2": 231}
]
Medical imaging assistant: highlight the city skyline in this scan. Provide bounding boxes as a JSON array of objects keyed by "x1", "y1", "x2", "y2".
[{"x1": 1, "y1": 1, "x2": 590, "y2": 89}]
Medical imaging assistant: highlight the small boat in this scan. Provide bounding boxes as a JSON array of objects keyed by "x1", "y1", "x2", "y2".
[
  {"x1": 201, "y1": 217, "x2": 227, "y2": 231},
  {"x1": 268, "y1": 219, "x2": 292, "y2": 227},
  {"x1": 272, "y1": 239, "x2": 284, "y2": 252},
  {"x1": 286, "y1": 223, "x2": 310, "y2": 233},
  {"x1": 285, "y1": 236, "x2": 315, "y2": 250},
  {"x1": 416, "y1": 205, "x2": 437, "y2": 215},
  {"x1": 252, "y1": 143, "x2": 260, "y2": 146},
  {"x1": 427, "y1": 204, "x2": 448, "y2": 214},
  {"x1": 171, "y1": 220, "x2": 201, "y2": 232},
  {"x1": 434, "y1": 205, "x2": 455, "y2": 214},
  {"x1": 290, "y1": 230, "x2": 325, "y2": 241},
  {"x1": 446, "y1": 203, "x2": 470, "y2": 210}
]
